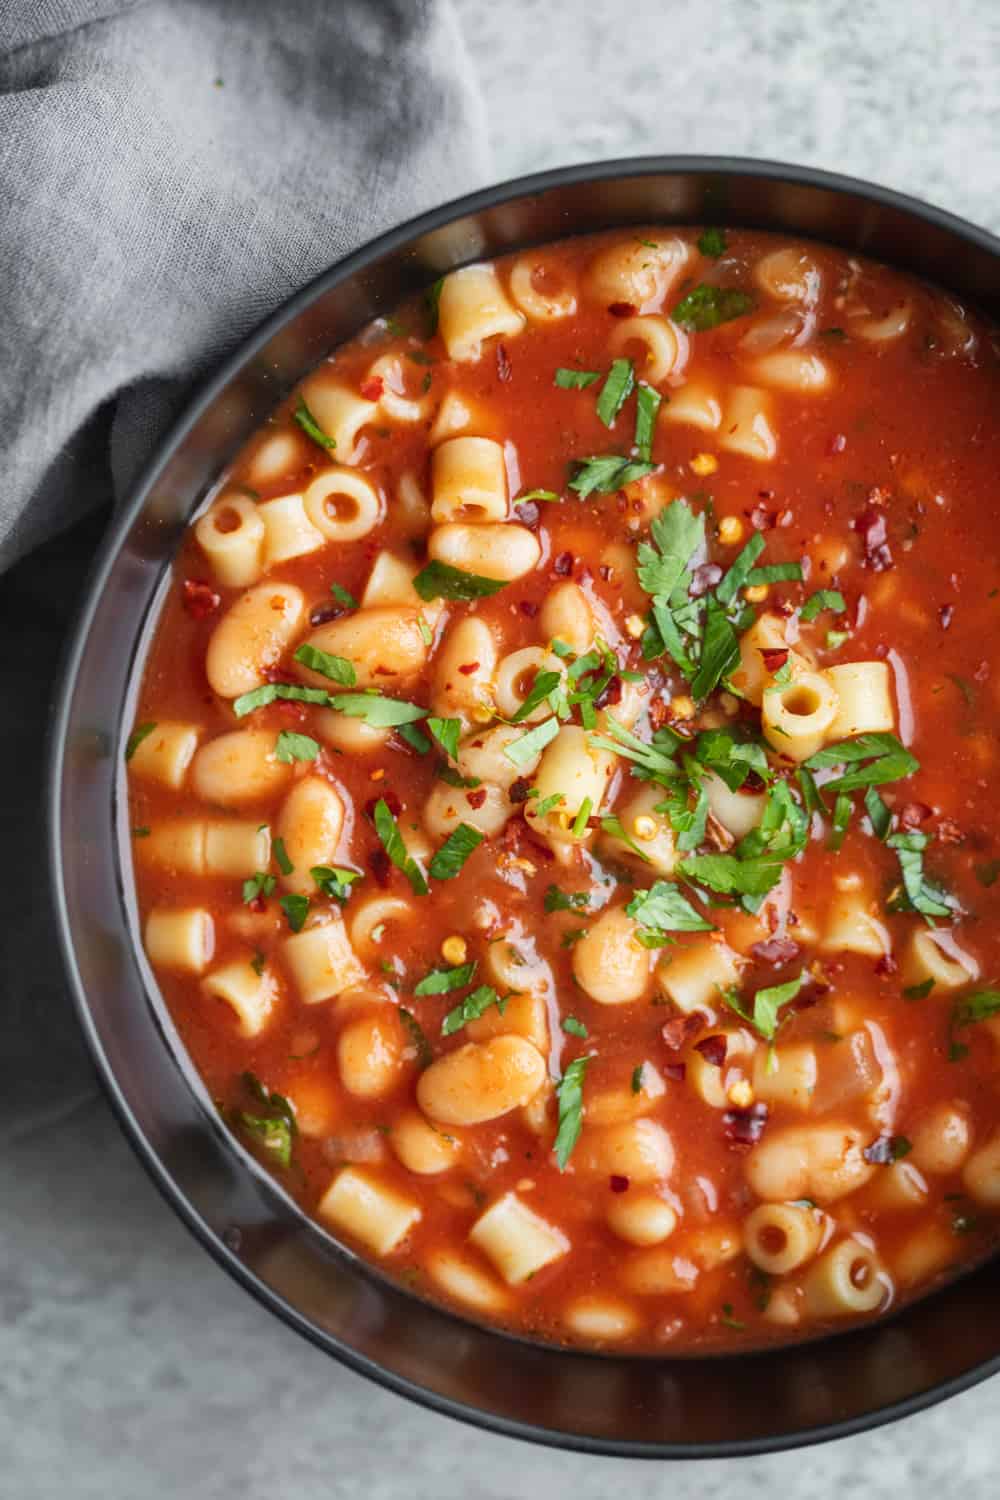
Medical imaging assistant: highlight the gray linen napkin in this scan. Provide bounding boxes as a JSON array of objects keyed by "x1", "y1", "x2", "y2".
[{"x1": 1, "y1": 0, "x2": 488, "y2": 1132}]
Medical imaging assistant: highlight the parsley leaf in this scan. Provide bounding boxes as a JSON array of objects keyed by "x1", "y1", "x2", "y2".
[
  {"x1": 329, "y1": 582, "x2": 358, "y2": 610},
  {"x1": 715, "y1": 533, "x2": 765, "y2": 606},
  {"x1": 310, "y1": 865, "x2": 362, "y2": 904},
  {"x1": 427, "y1": 716, "x2": 462, "y2": 759},
  {"x1": 588, "y1": 715, "x2": 682, "y2": 782},
  {"x1": 373, "y1": 798, "x2": 428, "y2": 896},
  {"x1": 672, "y1": 284, "x2": 754, "y2": 331},
  {"x1": 279, "y1": 892, "x2": 309, "y2": 932},
  {"x1": 293, "y1": 643, "x2": 357, "y2": 685},
  {"x1": 399, "y1": 1007, "x2": 433, "y2": 1066},
  {"x1": 596, "y1": 358, "x2": 635, "y2": 427},
  {"x1": 544, "y1": 886, "x2": 591, "y2": 913},
  {"x1": 952, "y1": 989, "x2": 1000, "y2": 1029},
  {"x1": 125, "y1": 722, "x2": 156, "y2": 761},
  {"x1": 697, "y1": 227, "x2": 727, "y2": 257},
  {"x1": 744, "y1": 561, "x2": 803, "y2": 587},
  {"x1": 327, "y1": 692, "x2": 427, "y2": 727},
  {"x1": 553, "y1": 1055, "x2": 590, "y2": 1170},
  {"x1": 569, "y1": 455, "x2": 656, "y2": 498},
  {"x1": 293, "y1": 396, "x2": 336, "y2": 452},
  {"x1": 233, "y1": 683, "x2": 334, "y2": 718},
  {"x1": 689, "y1": 596, "x2": 740, "y2": 701},
  {"x1": 680, "y1": 850, "x2": 788, "y2": 899},
  {"x1": 509, "y1": 669, "x2": 563, "y2": 724},
  {"x1": 800, "y1": 589, "x2": 846, "y2": 622},
  {"x1": 503, "y1": 716, "x2": 560, "y2": 767},
  {"x1": 626, "y1": 881, "x2": 714, "y2": 937},
  {"x1": 424, "y1": 276, "x2": 444, "y2": 335},
  {"x1": 634, "y1": 382, "x2": 661, "y2": 462},
  {"x1": 428, "y1": 822, "x2": 484, "y2": 881},
  {"x1": 554, "y1": 368, "x2": 601, "y2": 388},
  {"x1": 414, "y1": 960, "x2": 478, "y2": 996},
  {"x1": 441, "y1": 984, "x2": 504, "y2": 1036},
  {"x1": 805, "y1": 733, "x2": 919, "y2": 793},
  {"x1": 864, "y1": 785, "x2": 892, "y2": 840},
  {"x1": 887, "y1": 831, "x2": 953, "y2": 918},
  {"x1": 516, "y1": 488, "x2": 560, "y2": 504},
  {"x1": 242, "y1": 871, "x2": 276, "y2": 904},
  {"x1": 274, "y1": 730, "x2": 319, "y2": 763},
  {"x1": 636, "y1": 498, "x2": 706, "y2": 601},
  {"x1": 723, "y1": 972, "x2": 805, "y2": 1041},
  {"x1": 562, "y1": 1016, "x2": 589, "y2": 1038},
  {"x1": 272, "y1": 837, "x2": 293, "y2": 875},
  {"x1": 412, "y1": 560, "x2": 507, "y2": 602}
]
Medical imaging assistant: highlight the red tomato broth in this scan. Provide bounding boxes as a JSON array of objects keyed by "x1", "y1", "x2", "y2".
[{"x1": 127, "y1": 227, "x2": 1000, "y2": 1352}]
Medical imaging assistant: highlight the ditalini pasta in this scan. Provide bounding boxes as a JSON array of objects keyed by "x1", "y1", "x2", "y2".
[{"x1": 127, "y1": 226, "x2": 1000, "y2": 1354}]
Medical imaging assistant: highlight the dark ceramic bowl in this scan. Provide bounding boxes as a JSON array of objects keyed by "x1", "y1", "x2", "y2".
[{"x1": 48, "y1": 157, "x2": 1000, "y2": 1457}]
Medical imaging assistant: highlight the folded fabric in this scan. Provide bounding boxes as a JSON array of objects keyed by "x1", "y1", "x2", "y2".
[{"x1": 1, "y1": 0, "x2": 488, "y2": 1132}]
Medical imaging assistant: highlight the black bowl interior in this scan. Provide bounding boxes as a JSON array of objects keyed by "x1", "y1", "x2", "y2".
[{"x1": 49, "y1": 157, "x2": 1000, "y2": 1457}]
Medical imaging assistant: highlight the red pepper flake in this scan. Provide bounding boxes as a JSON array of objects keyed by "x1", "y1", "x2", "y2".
[
  {"x1": 898, "y1": 802, "x2": 932, "y2": 829},
  {"x1": 247, "y1": 894, "x2": 267, "y2": 914},
  {"x1": 749, "y1": 502, "x2": 778, "y2": 531},
  {"x1": 275, "y1": 699, "x2": 308, "y2": 723},
  {"x1": 663, "y1": 1062, "x2": 686, "y2": 1082},
  {"x1": 466, "y1": 787, "x2": 487, "y2": 810},
  {"x1": 364, "y1": 791, "x2": 401, "y2": 820},
  {"x1": 939, "y1": 604, "x2": 954, "y2": 630},
  {"x1": 852, "y1": 501, "x2": 893, "y2": 571},
  {"x1": 457, "y1": 661, "x2": 480, "y2": 676},
  {"x1": 495, "y1": 343, "x2": 512, "y2": 382},
  {"x1": 689, "y1": 562, "x2": 723, "y2": 598},
  {"x1": 309, "y1": 600, "x2": 346, "y2": 627},
  {"x1": 182, "y1": 578, "x2": 221, "y2": 619},
  {"x1": 936, "y1": 818, "x2": 964, "y2": 845},
  {"x1": 760, "y1": 647, "x2": 789, "y2": 673},
  {"x1": 609, "y1": 1174, "x2": 630, "y2": 1194},
  {"x1": 826, "y1": 433, "x2": 847, "y2": 456},
  {"x1": 608, "y1": 301, "x2": 637, "y2": 318},
  {"x1": 519, "y1": 600, "x2": 539, "y2": 618},
  {"x1": 863, "y1": 1135, "x2": 895, "y2": 1165},
  {"x1": 695, "y1": 1035, "x2": 728, "y2": 1068},
  {"x1": 360, "y1": 375, "x2": 384, "y2": 401},
  {"x1": 553, "y1": 551, "x2": 573, "y2": 578},
  {"x1": 369, "y1": 848, "x2": 391, "y2": 886},
  {"x1": 509, "y1": 778, "x2": 532, "y2": 804},
  {"x1": 516, "y1": 501, "x2": 540, "y2": 528},
  {"x1": 723, "y1": 1102, "x2": 769, "y2": 1148},
  {"x1": 874, "y1": 954, "x2": 898, "y2": 977},
  {"x1": 750, "y1": 936, "x2": 801, "y2": 966},
  {"x1": 595, "y1": 675, "x2": 623, "y2": 709},
  {"x1": 661, "y1": 1013, "x2": 701, "y2": 1051}
]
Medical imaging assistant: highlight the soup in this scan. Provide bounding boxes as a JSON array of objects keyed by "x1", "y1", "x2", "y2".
[{"x1": 125, "y1": 227, "x2": 1000, "y2": 1351}]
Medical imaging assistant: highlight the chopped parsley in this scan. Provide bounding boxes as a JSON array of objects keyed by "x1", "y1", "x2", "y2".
[
  {"x1": 428, "y1": 822, "x2": 484, "y2": 880},
  {"x1": 554, "y1": 367, "x2": 601, "y2": 389},
  {"x1": 441, "y1": 984, "x2": 504, "y2": 1036},
  {"x1": 272, "y1": 836, "x2": 294, "y2": 875},
  {"x1": 293, "y1": 643, "x2": 357, "y2": 685},
  {"x1": 399, "y1": 1007, "x2": 433, "y2": 1066},
  {"x1": 373, "y1": 798, "x2": 428, "y2": 896},
  {"x1": 544, "y1": 886, "x2": 591, "y2": 913},
  {"x1": 626, "y1": 882, "x2": 714, "y2": 944},
  {"x1": 279, "y1": 892, "x2": 309, "y2": 932},
  {"x1": 723, "y1": 971, "x2": 805, "y2": 1041},
  {"x1": 503, "y1": 716, "x2": 560, "y2": 767},
  {"x1": 274, "y1": 730, "x2": 319, "y2": 763},
  {"x1": 553, "y1": 1055, "x2": 590, "y2": 1170},
  {"x1": 800, "y1": 589, "x2": 846, "y2": 622},
  {"x1": 412, "y1": 560, "x2": 507, "y2": 601},
  {"x1": 125, "y1": 722, "x2": 156, "y2": 760},
  {"x1": 414, "y1": 960, "x2": 478, "y2": 996},
  {"x1": 325, "y1": 692, "x2": 427, "y2": 727},
  {"x1": 672, "y1": 284, "x2": 754, "y2": 331},
  {"x1": 634, "y1": 383, "x2": 661, "y2": 461},
  {"x1": 568, "y1": 455, "x2": 656, "y2": 498},
  {"x1": 310, "y1": 865, "x2": 362, "y2": 904},
  {"x1": 292, "y1": 396, "x2": 336, "y2": 452},
  {"x1": 242, "y1": 871, "x2": 276, "y2": 904},
  {"x1": 697, "y1": 227, "x2": 727, "y2": 257},
  {"x1": 237, "y1": 1073, "x2": 297, "y2": 1167},
  {"x1": 886, "y1": 831, "x2": 953, "y2": 919},
  {"x1": 562, "y1": 1016, "x2": 589, "y2": 1038},
  {"x1": 804, "y1": 733, "x2": 919, "y2": 794},
  {"x1": 596, "y1": 358, "x2": 635, "y2": 428},
  {"x1": 427, "y1": 716, "x2": 462, "y2": 759},
  {"x1": 329, "y1": 581, "x2": 358, "y2": 610}
]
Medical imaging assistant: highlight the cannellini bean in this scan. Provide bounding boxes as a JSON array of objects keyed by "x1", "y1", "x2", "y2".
[
  {"x1": 275, "y1": 776, "x2": 346, "y2": 894},
  {"x1": 336, "y1": 1011, "x2": 407, "y2": 1099},
  {"x1": 575, "y1": 1119, "x2": 675, "y2": 1183},
  {"x1": 572, "y1": 906, "x2": 651, "y2": 1005},
  {"x1": 205, "y1": 582, "x2": 305, "y2": 699},
  {"x1": 190, "y1": 729, "x2": 292, "y2": 806},
  {"x1": 428, "y1": 522, "x2": 541, "y2": 582},
  {"x1": 296, "y1": 607, "x2": 428, "y2": 689},
  {"x1": 746, "y1": 1122, "x2": 875, "y2": 1204},
  {"x1": 417, "y1": 1035, "x2": 545, "y2": 1126}
]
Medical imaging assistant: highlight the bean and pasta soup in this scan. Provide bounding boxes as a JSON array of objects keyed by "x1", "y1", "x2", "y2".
[{"x1": 126, "y1": 227, "x2": 1000, "y2": 1351}]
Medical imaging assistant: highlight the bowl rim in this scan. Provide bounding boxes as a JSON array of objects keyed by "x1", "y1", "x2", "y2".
[{"x1": 47, "y1": 153, "x2": 1000, "y2": 1458}]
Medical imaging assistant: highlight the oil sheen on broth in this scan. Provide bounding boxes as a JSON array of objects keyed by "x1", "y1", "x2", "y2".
[{"x1": 126, "y1": 227, "x2": 1000, "y2": 1352}]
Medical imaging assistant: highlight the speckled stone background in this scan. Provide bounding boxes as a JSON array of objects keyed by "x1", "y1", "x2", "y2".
[{"x1": 8, "y1": 2, "x2": 1000, "y2": 1495}]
